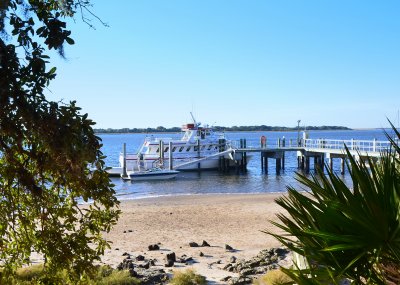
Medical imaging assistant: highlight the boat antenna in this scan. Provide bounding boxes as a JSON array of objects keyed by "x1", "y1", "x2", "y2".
[{"x1": 190, "y1": 112, "x2": 198, "y2": 126}]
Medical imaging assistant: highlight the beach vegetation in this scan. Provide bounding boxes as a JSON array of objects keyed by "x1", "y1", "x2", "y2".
[
  {"x1": 95, "y1": 269, "x2": 141, "y2": 285},
  {"x1": 169, "y1": 269, "x2": 207, "y2": 285},
  {"x1": 1, "y1": 264, "x2": 140, "y2": 284},
  {"x1": 14, "y1": 264, "x2": 44, "y2": 282},
  {"x1": 267, "y1": 122, "x2": 400, "y2": 284},
  {"x1": 0, "y1": 0, "x2": 120, "y2": 282},
  {"x1": 253, "y1": 269, "x2": 293, "y2": 285}
]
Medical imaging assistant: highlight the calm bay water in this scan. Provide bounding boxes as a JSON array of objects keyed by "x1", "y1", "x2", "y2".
[{"x1": 99, "y1": 129, "x2": 391, "y2": 200}]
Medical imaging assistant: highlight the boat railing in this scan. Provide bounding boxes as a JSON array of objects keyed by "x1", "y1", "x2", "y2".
[{"x1": 144, "y1": 136, "x2": 175, "y2": 143}]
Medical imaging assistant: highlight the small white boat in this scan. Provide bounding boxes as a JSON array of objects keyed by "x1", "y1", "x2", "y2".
[{"x1": 123, "y1": 168, "x2": 179, "y2": 181}]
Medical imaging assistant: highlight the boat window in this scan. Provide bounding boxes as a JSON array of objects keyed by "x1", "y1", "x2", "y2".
[
  {"x1": 164, "y1": 147, "x2": 169, "y2": 152},
  {"x1": 179, "y1": 146, "x2": 184, "y2": 152},
  {"x1": 156, "y1": 148, "x2": 159, "y2": 153},
  {"x1": 201, "y1": 146, "x2": 206, "y2": 150},
  {"x1": 207, "y1": 145, "x2": 213, "y2": 150},
  {"x1": 172, "y1": 147, "x2": 177, "y2": 152},
  {"x1": 214, "y1": 146, "x2": 218, "y2": 150},
  {"x1": 186, "y1": 147, "x2": 191, "y2": 151},
  {"x1": 194, "y1": 146, "x2": 198, "y2": 151}
]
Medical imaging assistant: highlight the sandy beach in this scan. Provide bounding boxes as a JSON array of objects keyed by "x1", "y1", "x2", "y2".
[{"x1": 101, "y1": 193, "x2": 290, "y2": 283}]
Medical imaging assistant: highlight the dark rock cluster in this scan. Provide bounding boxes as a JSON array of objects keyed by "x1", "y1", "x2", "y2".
[
  {"x1": 116, "y1": 253, "x2": 168, "y2": 284},
  {"x1": 189, "y1": 240, "x2": 211, "y2": 247},
  {"x1": 148, "y1": 244, "x2": 160, "y2": 251},
  {"x1": 116, "y1": 248, "x2": 197, "y2": 284},
  {"x1": 222, "y1": 247, "x2": 290, "y2": 284},
  {"x1": 115, "y1": 243, "x2": 290, "y2": 285}
]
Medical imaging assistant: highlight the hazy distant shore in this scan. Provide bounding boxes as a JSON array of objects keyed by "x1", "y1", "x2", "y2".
[{"x1": 94, "y1": 125, "x2": 352, "y2": 134}]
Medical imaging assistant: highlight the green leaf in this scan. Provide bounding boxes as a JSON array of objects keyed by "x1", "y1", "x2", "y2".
[
  {"x1": 65, "y1": 37, "x2": 75, "y2": 45},
  {"x1": 48, "y1": 67, "x2": 57, "y2": 75}
]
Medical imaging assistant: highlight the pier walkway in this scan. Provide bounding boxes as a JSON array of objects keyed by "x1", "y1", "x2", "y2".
[
  {"x1": 224, "y1": 137, "x2": 393, "y2": 174},
  {"x1": 233, "y1": 138, "x2": 390, "y2": 157}
]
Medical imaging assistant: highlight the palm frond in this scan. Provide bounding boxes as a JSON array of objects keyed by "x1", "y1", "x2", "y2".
[{"x1": 267, "y1": 123, "x2": 400, "y2": 284}]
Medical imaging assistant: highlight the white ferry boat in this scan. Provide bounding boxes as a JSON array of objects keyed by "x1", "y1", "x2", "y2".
[{"x1": 111, "y1": 115, "x2": 246, "y2": 175}]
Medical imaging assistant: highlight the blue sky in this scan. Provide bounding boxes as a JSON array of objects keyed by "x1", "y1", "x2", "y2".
[{"x1": 47, "y1": 0, "x2": 400, "y2": 129}]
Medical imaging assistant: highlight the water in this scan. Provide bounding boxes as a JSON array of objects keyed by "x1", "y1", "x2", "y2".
[{"x1": 99, "y1": 129, "x2": 391, "y2": 200}]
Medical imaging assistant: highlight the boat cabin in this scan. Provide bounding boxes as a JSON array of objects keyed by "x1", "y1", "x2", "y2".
[{"x1": 181, "y1": 123, "x2": 214, "y2": 142}]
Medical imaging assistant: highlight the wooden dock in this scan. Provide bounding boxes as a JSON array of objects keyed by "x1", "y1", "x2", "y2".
[
  {"x1": 227, "y1": 137, "x2": 392, "y2": 175},
  {"x1": 230, "y1": 137, "x2": 390, "y2": 174}
]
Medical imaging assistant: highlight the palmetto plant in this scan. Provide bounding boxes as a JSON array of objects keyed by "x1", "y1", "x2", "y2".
[{"x1": 267, "y1": 123, "x2": 400, "y2": 285}]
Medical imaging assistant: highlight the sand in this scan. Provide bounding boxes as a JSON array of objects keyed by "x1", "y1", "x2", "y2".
[{"x1": 101, "y1": 193, "x2": 290, "y2": 283}]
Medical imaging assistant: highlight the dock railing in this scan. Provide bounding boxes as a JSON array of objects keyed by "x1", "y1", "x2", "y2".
[
  {"x1": 303, "y1": 138, "x2": 391, "y2": 153},
  {"x1": 229, "y1": 138, "x2": 392, "y2": 154}
]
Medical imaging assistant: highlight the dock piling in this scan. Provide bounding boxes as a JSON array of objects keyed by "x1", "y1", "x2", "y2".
[
  {"x1": 341, "y1": 158, "x2": 345, "y2": 175},
  {"x1": 159, "y1": 140, "x2": 164, "y2": 162},
  {"x1": 328, "y1": 158, "x2": 333, "y2": 171},
  {"x1": 243, "y1": 139, "x2": 247, "y2": 172},
  {"x1": 197, "y1": 139, "x2": 201, "y2": 170},
  {"x1": 260, "y1": 153, "x2": 264, "y2": 171},
  {"x1": 260, "y1": 152, "x2": 268, "y2": 174},
  {"x1": 276, "y1": 158, "x2": 281, "y2": 175},
  {"x1": 121, "y1": 143, "x2": 128, "y2": 178},
  {"x1": 305, "y1": 157, "x2": 310, "y2": 173},
  {"x1": 169, "y1": 142, "x2": 173, "y2": 170}
]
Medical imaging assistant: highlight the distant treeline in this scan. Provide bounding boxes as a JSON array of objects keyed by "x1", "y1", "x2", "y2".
[{"x1": 94, "y1": 125, "x2": 351, "y2": 134}]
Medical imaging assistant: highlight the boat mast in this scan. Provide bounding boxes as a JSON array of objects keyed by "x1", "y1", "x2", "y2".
[{"x1": 190, "y1": 112, "x2": 198, "y2": 127}]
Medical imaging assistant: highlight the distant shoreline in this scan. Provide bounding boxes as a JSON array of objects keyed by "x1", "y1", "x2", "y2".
[{"x1": 94, "y1": 125, "x2": 353, "y2": 134}]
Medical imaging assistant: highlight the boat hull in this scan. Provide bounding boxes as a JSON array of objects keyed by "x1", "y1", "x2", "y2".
[
  {"x1": 107, "y1": 154, "x2": 252, "y2": 176},
  {"x1": 106, "y1": 167, "x2": 123, "y2": 177},
  {"x1": 123, "y1": 155, "x2": 252, "y2": 171},
  {"x1": 127, "y1": 170, "x2": 179, "y2": 181}
]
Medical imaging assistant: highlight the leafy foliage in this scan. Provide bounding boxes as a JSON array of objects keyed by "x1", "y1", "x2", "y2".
[
  {"x1": 266, "y1": 123, "x2": 400, "y2": 284},
  {"x1": 0, "y1": 0, "x2": 120, "y2": 282},
  {"x1": 1, "y1": 264, "x2": 140, "y2": 284}
]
